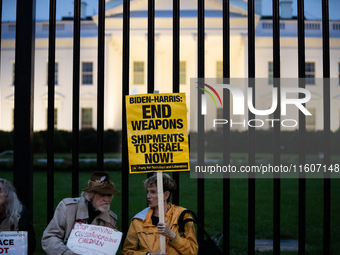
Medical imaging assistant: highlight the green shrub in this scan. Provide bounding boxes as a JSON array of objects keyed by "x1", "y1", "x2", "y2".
[
  {"x1": 104, "y1": 129, "x2": 121, "y2": 153},
  {"x1": 79, "y1": 129, "x2": 97, "y2": 153},
  {"x1": 1, "y1": 128, "x2": 338, "y2": 155},
  {"x1": 0, "y1": 161, "x2": 13, "y2": 171},
  {"x1": 189, "y1": 129, "x2": 338, "y2": 154},
  {"x1": 0, "y1": 129, "x2": 120, "y2": 154},
  {"x1": 331, "y1": 128, "x2": 340, "y2": 154},
  {"x1": 34, "y1": 131, "x2": 47, "y2": 153},
  {"x1": 32, "y1": 160, "x2": 122, "y2": 172},
  {"x1": 0, "y1": 131, "x2": 13, "y2": 152},
  {"x1": 54, "y1": 130, "x2": 69, "y2": 152}
]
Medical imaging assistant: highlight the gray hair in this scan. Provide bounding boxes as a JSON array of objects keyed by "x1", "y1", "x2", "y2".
[
  {"x1": 0, "y1": 179, "x2": 23, "y2": 225},
  {"x1": 81, "y1": 191, "x2": 94, "y2": 202}
]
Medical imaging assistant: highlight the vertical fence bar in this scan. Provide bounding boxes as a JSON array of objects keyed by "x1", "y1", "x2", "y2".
[
  {"x1": 146, "y1": 0, "x2": 155, "y2": 179},
  {"x1": 297, "y1": 0, "x2": 306, "y2": 254},
  {"x1": 122, "y1": 0, "x2": 130, "y2": 239},
  {"x1": 47, "y1": 0, "x2": 57, "y2": 222},
  {"x1": 322, "y1": 0, "x2": 331, "y2": 254},
  {"x1": 0, "y1": 0, "x2": 2, "y2": 71},
  {"x1": 97, "y1": 0, "x2": 105, "y2": 172},
  {"x1": 0, "y1": 0, "x2": 2, "y2": 146},
  {"x1": 147, "y1": 0, "x2": 155, "y2": 94},
  {"x1": 247, "y1": 0, "x2": 255, "y2": 254},
  {"x1": 222, "y1": 0, "x2": 231, "y2": 253},
  {"x1": 197, "y1": 0, "x2": 205, "y2": 244},
  {"x1": 272, "y1": 0, "x2": 281, "y2": 253},
  {"x1": 72, "y1": 0, "x2": 81, "y2": 197},
  {"x1": 13, "y1": 0, "x2": 36, "y2": 214},
  {"x1": 172, "y1": 0, "x2": 180, "y2": 206}
]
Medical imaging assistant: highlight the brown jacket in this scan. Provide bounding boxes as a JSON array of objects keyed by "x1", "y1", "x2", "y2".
[
  {"x1": 122, "y1": 203, "x2": 198, "y2": 255},
  {"x1": 41, "y1": 197, "x2": 117, "y2": 255}
]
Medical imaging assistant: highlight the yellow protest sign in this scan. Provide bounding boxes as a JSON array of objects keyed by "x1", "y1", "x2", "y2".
[{"x1": 126, "y1": 93, "x2": 190, "y2": 173}]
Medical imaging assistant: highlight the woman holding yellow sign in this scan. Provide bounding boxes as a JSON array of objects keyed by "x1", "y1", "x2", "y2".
[
  {"x1": 0, "y1": 178, "x2": 36, "y2": 255},
  {"x1": 122, "y1": 174, "x2": 198, "y2": 255}
]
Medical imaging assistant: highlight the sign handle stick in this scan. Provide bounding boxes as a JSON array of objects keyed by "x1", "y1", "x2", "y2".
[
  {"x1": 157, "y1": 171, "x2": 166, "y2": 253},
  {"x1": 154, "y1": 91, "x2": 166, "y2": 252}
]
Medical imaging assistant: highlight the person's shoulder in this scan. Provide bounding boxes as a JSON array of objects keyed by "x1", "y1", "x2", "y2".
[
  {"x1": 171, "y1": 204, "x2": 187, "y2": 213},
  {"x1": 61, "y1": 197, "x2": 81, "y2": 206},
  {"x1": 170, "y1": 204, "x2": 192, "y2": 220},
  {"x1": 109, "y1": 210, "x2": 117, "y2": 221}
]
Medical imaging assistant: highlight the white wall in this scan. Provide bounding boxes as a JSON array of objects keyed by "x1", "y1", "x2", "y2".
[{"x1": 1, "y1": 14, "x2": 339, "y2": 133}]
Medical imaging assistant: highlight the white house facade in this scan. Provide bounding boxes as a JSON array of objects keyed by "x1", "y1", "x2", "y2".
[{"x1": 0, "y1": 0, "x2": 339, "y2": 132}]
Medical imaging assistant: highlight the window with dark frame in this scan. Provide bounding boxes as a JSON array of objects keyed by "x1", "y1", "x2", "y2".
[
  {"x1": 8, "y1": 24, "x2": 16, "y2": 31},
  {"x1": 216, "y1": 61, "x2": 223, "y2": 79},
  {"x1": 216, "y1": 108, "x2": 223, "y2": 131},
  {"x1": 12, "y1": 63, "x2": 15, "y2": 85},
  {"x1": 82, "y1": 62, "x2": 93, "y2": 85},
  {"x1": 47, "y1": 62, "x2": 58, "y2": 85},
  {"x1": 305, "y1": 62, "x2": 315, "y2": 85},
  {"x1": 46, "y1": 108, "x2": 58, "y2": 129},
  {"x1": 54, "y1": 108, "x2": 58, "y2": 129},
  {"x1": 305, "y1": 23, "x2": 320, "y2": 30},
  {"x1": 133, "y1": 61, "x2": 144, "y2": 84},
  {"x1": 262, "y1": 23, "x2": 285, "y2": 29},
  {"x1": 268, "y1": 61, "x2": 273, "y2": 85},
  {"x1": 306, "y1": 108, "x2": 316, "y2": 131},
  {"x1": 81, "y1": 108, "x2": 93, "y2": 129}
]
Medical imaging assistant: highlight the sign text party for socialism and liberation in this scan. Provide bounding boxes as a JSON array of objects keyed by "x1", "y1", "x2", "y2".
[{"x1": 126, "y1": 93, "x2": 190, "y2": 173}]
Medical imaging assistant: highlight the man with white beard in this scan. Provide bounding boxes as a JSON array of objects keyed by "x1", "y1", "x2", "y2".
[{"x1": 42, "y1": 171, "x2": 119, "y2": 255}]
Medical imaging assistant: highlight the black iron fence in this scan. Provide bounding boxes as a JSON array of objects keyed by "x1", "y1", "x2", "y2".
[{"x1": 8, "y1": 0, "x2": 333, "y2": 254}]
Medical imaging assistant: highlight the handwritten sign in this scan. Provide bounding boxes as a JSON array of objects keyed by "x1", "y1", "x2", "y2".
[
  {"x1": 126, "y1": 93, "x2": 190, "y2": 173},
  {"x1": 0, "y1": 232, "x2": 27, "y2": 255},
  {"x1": 67, "y1": 223, "x2": 122, "y2": 255}
]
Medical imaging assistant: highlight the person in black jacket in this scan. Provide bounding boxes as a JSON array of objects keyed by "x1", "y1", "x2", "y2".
[{"x1": 0, "y1": 178, "x2": 36, "y2": 255}]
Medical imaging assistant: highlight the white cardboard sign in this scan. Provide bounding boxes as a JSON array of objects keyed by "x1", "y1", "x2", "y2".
[
  {"x1": 67, "y1": 223, "x2": 122, "y2": 255},
  {"x1": 0, "y1": 231, "x2": 28, "y2": 255}
]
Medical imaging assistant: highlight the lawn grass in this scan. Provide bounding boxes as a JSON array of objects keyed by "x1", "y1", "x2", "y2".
[
  {"x1": 0, "y1": 153, "x2": 122, "y2": 160},
  {"x1": 1, "y1": 163, "x2": 340, "y2": 254}
]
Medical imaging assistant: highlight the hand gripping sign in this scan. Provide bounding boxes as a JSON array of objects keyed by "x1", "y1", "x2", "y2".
[
  {"x1": 0, "y1": 231, "x2": 27, "y2": 255},
  {"x1": 126, "y1": 93, "x2": 190, "y2": 173},
  {"x1": 66, "y1": 223, "x2": 122, "y2": 255},
  {"x1": 126, "y1": 92, "x2": 190, "y2": 252}
]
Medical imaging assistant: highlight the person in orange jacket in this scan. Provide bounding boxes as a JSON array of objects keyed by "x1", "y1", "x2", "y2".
[{"x1": 122, "y1": 173, "x2": 198, "y2": 255}]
